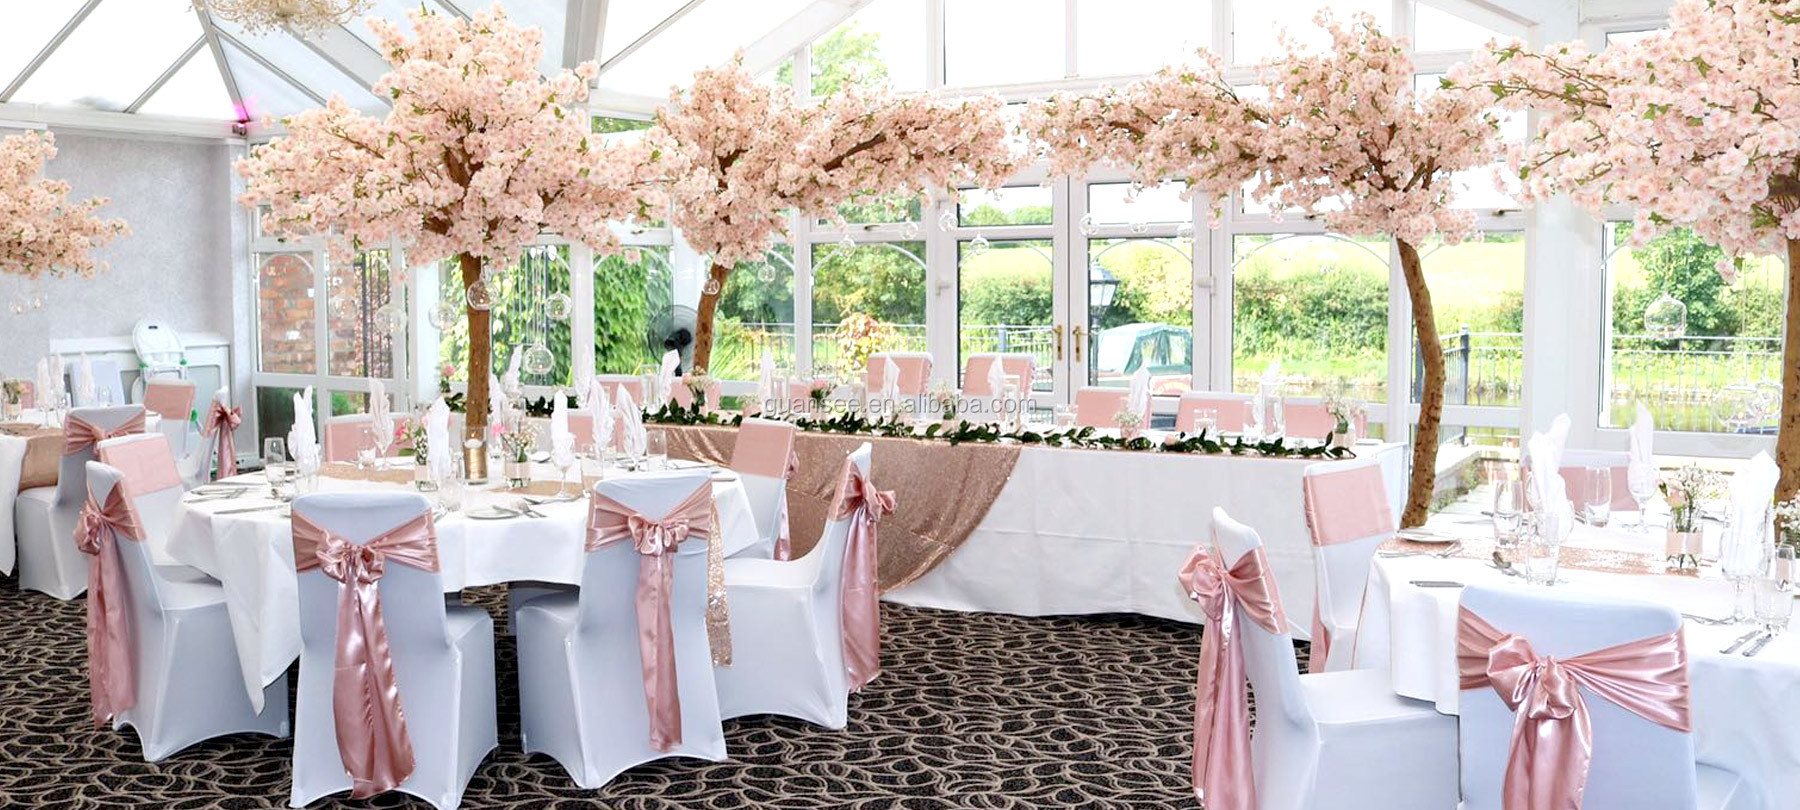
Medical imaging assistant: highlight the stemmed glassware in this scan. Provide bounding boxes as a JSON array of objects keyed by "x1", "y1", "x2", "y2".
[
  {"x1": 263, "y1": 438, "x2": 288, "y2": 499},
  {"x1": 1492, "y1": 469, "x2": 1525, "y2": 559},
  {"x1": 1720, "y1": 512, "x2": 1772, "y2": 624},
  {"x1": 1582, "y1": 467, "x2": 1613, "y2": 528},
  {"x1": 371, "y1": 421, "x2": 394, "y2": 470},
  {"x1": 552, "y1": 439, "x2": 578, "y2": 500},
  {"x1": 1627, "y1": 464, "x2": 1659, "y2": 531}
]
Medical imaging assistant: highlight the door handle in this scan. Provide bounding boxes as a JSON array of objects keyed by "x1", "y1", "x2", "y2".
[
  {"x1": 1071, "y1": 325, "x2": 1086, "y2": 363},
  {"x1": 1052, "y1": 325, "x2": 1064, "y2": 361}
]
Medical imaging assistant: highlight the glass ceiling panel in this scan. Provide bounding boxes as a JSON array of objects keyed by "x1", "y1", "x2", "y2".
[
  {"x1": 138, "y1": 50, "x2": 239, "y2": 120},
  {"x1": 499, "y1": 0, "x2": 567, "y2": 74},
  {"x1": 600, "y1": 0, "x2": 815, "y2": 98},
  {"x1": 348, "y1": 0, "x2": 455, "y2": 52},
  {"x1": 1413, "y1": 3, "x2": 1507, "y2": 51},
  {"x1": 223, "y1": 41, "x2": 325, "y2": 122},
  {"x1": 1076, "y1": 0, "x2": 1211, "y2": 78},
  {"x1": 213, "y1": 15, "x2": 388, "y2": 112},
  {"x1": 599, "y1": 0, "x2": 689, "y2": 63},
  {"x1": 0, "y1": 0, "x2": 86, "y2": 94},
  {"x1": 811, "y1": 0, "x2": 926, "y2": 94},
  {"x1": 13, "y1": 0, "x2": 203, "y2": 112}
]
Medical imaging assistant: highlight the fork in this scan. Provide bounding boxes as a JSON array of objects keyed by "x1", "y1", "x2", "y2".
[
  {"x1": 1743, "y1": 632, "x2": 1777, "y2": 657},
  {"x1": 1721, "y1": 628, "x2": 1764, "y2": 654},
  {"x1": 1681, "y1": 613, "x2": 1734, "y2": 626}
]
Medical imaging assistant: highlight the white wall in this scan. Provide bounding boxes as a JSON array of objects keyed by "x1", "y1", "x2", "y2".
[{"x1": 0, "y1": 130, "x2": 244, "y2": 383}]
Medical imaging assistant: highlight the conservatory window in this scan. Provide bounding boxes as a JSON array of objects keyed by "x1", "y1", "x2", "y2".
[
  {"x1": 959, "y1": 186, "x2": 1054, "y2": 227},
  {"x1": 944, "y1": 0, "x2": 1065, "y2": 87},
  {"x1": 710, "y1": 247, "x2": 798, "y2": 380},
  {"x1": 437, "y1": 245, "x2": 573, "y2": 388},
  {"x1": 326, "y1": 250, "x2": 396, "y2": 379},
  {"x1": 1411, "y1": 232, "x2": 1526, "y2": 448},
  {"x1": 1075, "y1": 0, "x2": 1212, "y2": 77},
  {"x1": 257, "y1": 253, "x2": 317, "y2": 375},
  {"x1": 958, "y1": 239, "x2": 1056, "y2": 390},
  {"x1": 811, "y1": 241, "x2": 928, "y2": 379},
  {"x1": 1601, "y1": 224, "x2": 1788, "y2": 434},
  {"x1": 1231, "y1": 233, "x2": 1390, "y2": 401},
  {"x1": 10, "y1": 0, "x2": 201, "y2": 112},
  {"x1": 1086, "y1": 237, "x2": 1195, "y2": 394},
  {"x1": 1232, "y1": 0, "x2": 1389, "y2": 65},
  {"x1": 1087, "y1": 183, "x2": 1193, "y2": 225},
  {"x1": 1412, "y1": 3, "x2": 1508, "y2": 52},
  {"x1": 809, "y1": 0, "x2": 926, "y2": 94}
]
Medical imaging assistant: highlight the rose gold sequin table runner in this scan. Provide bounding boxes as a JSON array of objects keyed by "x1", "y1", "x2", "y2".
[
  {"x1": 0, "y1": 423, "x2": 61, "y2": 491},
  {"x1": 663, "y1": 424, "x2": 1022, "y2": 591}
]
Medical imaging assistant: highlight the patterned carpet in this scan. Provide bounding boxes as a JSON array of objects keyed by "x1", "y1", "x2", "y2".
[{"x1": 0, "y1": 578, "x2": 1303, "y2": 809}]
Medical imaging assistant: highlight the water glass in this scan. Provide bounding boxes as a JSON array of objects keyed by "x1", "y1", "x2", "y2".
[
  {"x1": 1583, "y1": 467, "x2": 1613, "y2": 528},
  {"x1": 1753, "y1": 547, "x2": 1795, "y2": 634},
  {"x1": 1721, "y1": 514, "x2": 1772, "y2": 623},
  {"x1": 1523, "y1": 527, "x2": 1562, "y2": 586},
  {"x1": 1052, "y1": 404, "x2": 1076, "y2": 428},
  {"x1": 646, "y1": 429, "x2": 668, "y2": 471},
  {"x1": 1194, "y1": 408, "x2": 1218, "y2": 436},
  {"x1": 262, "y1": 438, "x2": 288, "y2": 497},
  {"x1": 1492, "y1": 471, "x2": 1525, "y2": 552},
  {"x1": 437, "y1": 454, "x2": 466, "y2": 512}
]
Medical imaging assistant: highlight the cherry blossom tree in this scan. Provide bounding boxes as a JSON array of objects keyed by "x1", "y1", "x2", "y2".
[
  {"x1": 0, "y1": 131, "x2": 129, "y2": 280},
  {"x1": 1452, "y1": 0, "x2": 1800, "y2": 502},
  {"x1": 1026, "y1": 14, "x2": 1500, "y2": 527},
  {"x1": 236, "y1": 3, "x2": 657, "y2": 439},
  {"x1": 649, "y1": 61, "x2": 1016, "y2": 371}
]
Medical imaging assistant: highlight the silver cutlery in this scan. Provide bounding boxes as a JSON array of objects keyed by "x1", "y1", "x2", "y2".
[
  {"x1": 1490, "y1": 552, "x2": 1521, "y2": 577},
  {"x1": 1434, "y1": 542, "x2": 1464, "y2": 559},
  {"x1": 1721, "y1": 629, "x2": 1764, "y2": 654},
  {"x1": 1743, "y1": 632, "x2": 1776, "y2": 657},
  {"x1": 1681, "y1": 613, "x2": 1734, "y2": 626},
  {"x1": 514, "y1": 501, "x2": 549, "y2": 519},
  {"x1": 215, "y1": 505, "x2": 286, "y2": 515}
]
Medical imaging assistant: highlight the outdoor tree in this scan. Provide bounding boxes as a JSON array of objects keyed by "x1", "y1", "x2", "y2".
[
  {"x1": 1454, "y1": 0, "x2": 1800, "y2": 502},
  {"x1": 1025, "y1": 15, "x2": 1501, "y2": 527},
  {"x1": 0, "y1": 131, "x2": 129, "y2": 280},
  {"x1": 649, "y1": 59, "x2": 1015, "y2": 372},
  {"x1": 236, "y1": 3, "x2": 657, "y2": 440}
]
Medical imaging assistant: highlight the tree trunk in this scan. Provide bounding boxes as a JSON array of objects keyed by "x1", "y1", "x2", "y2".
[
  {"x1": 1397, "y1": 238, "x2": 1443, "y2": 528},
  {"x1": 460, "y1": 253, "x2": 490, "y2": 441},
  {"x1": 690, "y1": 262, "x2": 731, "y2": 374},
  {"x1": 1777, "y1": 237, "x2": 1800, "y2": 506}
]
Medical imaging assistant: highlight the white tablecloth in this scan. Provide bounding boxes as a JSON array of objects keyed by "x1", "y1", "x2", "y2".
[
  {"x1": 887, "y1": 441, "x2": 1407, "y2": 635},
  {"x1": 3, "y1": 409, "x2": 161, "y2": 576},
  {"x1": 1356, "y1": 519, "x2": 1800, "y2": 810},
  {"x1": 165, "y1": 462, "x2": 761, "y2": 707}
]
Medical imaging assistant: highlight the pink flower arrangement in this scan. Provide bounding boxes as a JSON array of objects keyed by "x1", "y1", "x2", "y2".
[{"x1": 0, "y1": 131, "x2": 129, "y2": 280}]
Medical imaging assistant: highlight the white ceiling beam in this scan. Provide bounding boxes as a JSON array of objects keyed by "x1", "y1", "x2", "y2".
[
  {"x1": 1428, "y1": 0, "x2": 1577, "y2": 29},
  {"x1": 563, "y1": 0, "x2": 608, "y2": 71},
  {"x1": 126, "y1": 37, "x2": 208, "y2": 114},
  {"x1": 738, "y1": 0, "x2": 874, "y2": 77},
  {"x1": 598, "y1": 0, "x2": 711, "y2": 74},
  {"x1": 1415, "y1": 0, "x2": 1533, "y2": 37},
  {"x1": 0, "y1": 101, "x2": 238, "y2": 140},
  {"x1": 286, "y1": 22, "x2": 392, "y2": 95},
  {"x1": 193, "y1": 5, "x2": 247, "y2": 122},
  {"x1": 1580, "y1": 0, "x2": 1674, "y2": 24},
  {"x1": 1, "y1": 0, "x2": 104, "y2": 102}
]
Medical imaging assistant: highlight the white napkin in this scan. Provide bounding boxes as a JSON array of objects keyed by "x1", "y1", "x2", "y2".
[
  {"x1": 986, "y1": 356, "x2": 1007, "y2": 400},
  {"x1": 369, "y1": 378, "x2": 393, "y2": 439},
  {"x1": 425, "y1": 396, "x2": 451, "y2": 479},
  {"x1": 757, "y1": 353, "x2": 775, "y2": 413},
  {"x1": 1527, "y1": 430, "x2": 1573, "y2": 540},
  {"x1": 287, "y1": 387, "x2": 319, "y2": 466},
  {"x1": 1724, "y1": 452, "x2": 1780, "y2": 571},
  {"x1": 502, "y1": 347, "x2": 522, "y2": 395},
  {"x1": 881, "y1": 356, "x2": 901, "y2": 402},
  {"x1": 50, "y1": 355, "x2": 65, "y2": 403},
  {"x1": 1627, "y1": 404, "x2": 1656, "y2": 489},
  {"x1": 1128, "y1": 367, "x2": 1150, "y2": 420},
  {"x1": 550, "y1": 392, "x2": 575, "y2": 459},
  {"x1": 77, "y1": 355, "x2": 96, "y2": 404},
  {"x1": 590, "y1": 382, "x2": 614, "y2": 451},
  {"x1": 487, "y1": 372, "x2": 511, "y2": 424},
  {"x1": 657, "y1": 349, "x2": 680, "y2": 407},
  {"x1": 34, "y1": 358, "x2": 51, "y2": 408},
  {"x1": 615, "y1": 386, "x2": 646, "y2": 457}
]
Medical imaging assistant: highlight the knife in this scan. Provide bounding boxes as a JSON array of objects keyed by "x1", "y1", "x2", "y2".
[
  {"x1": 1721, "y1": 628, "x2": 1763, "y2": 654},
  {"x1": 1743, "y1": 632, "x2": 1776, "y2": 657},
  {"x1": 215, "y1": 504, "x2": 284, "y2": 515}
]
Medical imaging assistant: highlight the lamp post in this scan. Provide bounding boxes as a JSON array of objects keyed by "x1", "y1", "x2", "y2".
[{"x1": 1088, "y1": 262, "x2": 1119, "y2": 327}]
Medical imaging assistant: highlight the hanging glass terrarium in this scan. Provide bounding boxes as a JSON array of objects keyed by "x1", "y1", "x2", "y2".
[{"x1": 1643, "y1": 293, "x2": 1688, "y2": 339}]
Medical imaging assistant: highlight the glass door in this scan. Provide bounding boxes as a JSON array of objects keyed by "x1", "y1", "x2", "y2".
[{"x1": 952, "y1": 182, "x2": 1064, "y2": 412}]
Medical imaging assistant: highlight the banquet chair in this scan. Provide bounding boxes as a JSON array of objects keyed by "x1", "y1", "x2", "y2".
[
  {"x1": 1457, "y1": 586, "x2": 1754, "y2": 810},
  {"x1": 289, "y1": 492, "x2": 496, "y2": 810},
  {"x1": 712, "y1": 443, "x2": 872, "y2": 730},
  {"x1": 178, "y1": 387, "x2": 233, "y2": 489},
  {"x1": 961, "y1": 353, "x2": 1035, "y2": 395},
  {"x1": 321, "y1": 413, "x2": 412, "y2": 464},
  {"x1": 97, "y1": 434, "x2": 192, "y2": 566},
  {"x1": 16, "y1": 405, "x2": 147, "y2": 599},
  {"x1": 83, "y1": 461, "x2": 290, "y2": 761},
  {"x1": 77, "y1": 358, "x2": 126, "y2": 407},
  {"x1": 1074, "y1": 387, "x2": 1139, "y2": 428},
  {"x1": 143, "y1": 378, "x2": 196, "y2": 456},
  {"x1": 1175, "y1": 391, "x2": 1253, "y2": 434},
  {"x1": 1558, "y1": 448, "x2": 1640, "y2": 513},
  {"x1": 1280, "y1": 398, "x2": 1335, "y2": 442},
  {"x1": 1299, "y1": 457, "x2": 1394, "y2": 673},
  {"x1": 1204, "y1": 507, "x2": 1458, "y2": 810},
  {"x1": 671, "y1": 377, "x2": 723, "y2": 411},
  {"x1": 730, "y1": 418, "x2": 798, "y2": 560},
  {"x1": 515, "y1": 469, "x2": 728, "y2": 787},
  {"x1": 865, "y1": 352, "x2": 933, "y2": 395},
  {"x1": 596, "y1": 374, "x2": 646, "y2": 403}
]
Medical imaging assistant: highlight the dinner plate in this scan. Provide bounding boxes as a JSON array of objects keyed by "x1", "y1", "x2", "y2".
[
  {"x1": 465, "y1": 506, "x2": 520, "y2": 521},
  {"x1": 1395, "y1": 528, "x2": 1458, "y2": 544}
]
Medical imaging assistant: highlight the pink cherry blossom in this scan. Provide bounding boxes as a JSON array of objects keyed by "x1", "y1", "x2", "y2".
[{"x1": 0, "y1": 131, "x2": 129, "y2": 280}]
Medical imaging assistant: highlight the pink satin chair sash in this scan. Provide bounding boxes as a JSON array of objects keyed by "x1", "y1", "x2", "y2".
[
  {"x1": 201, "y1": 402, "x2": 242, "y2": 479},
  {"x1": 63, "y1": 411, "x2": 147, "y2": 455},
  {"x1": 1301, "y1": 464, "x2": 1394, "y2": 673},
  {"x1": 1456, "y1": 606, "x2": 1691, "y2": 810},
  {"x1": 74, "y1": 485, "x2": 142, "y2": 726},
  {"x1": 142, "y1": 380, "x2": 195, "y2": 421},
  {"x1": 830, "y1": 460, "x2": 895, "y2": 692},
  {"x1": 587, "y1": 485, "x2": 715, "y2": 752},
  {"x1": 1178, "y1": 545, "x2": 1286, "y2": 810},
  {"x1": 292, "y1": 511, "x2": 440, "y2": 799},
  {"x1": 98, "y1": 439, "x2": 183, "y2": 494}
]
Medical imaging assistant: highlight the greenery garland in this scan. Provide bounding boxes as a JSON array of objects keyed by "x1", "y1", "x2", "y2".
[{"x1": 638, "y1": 401, "x2": 1356, "y2": 460}]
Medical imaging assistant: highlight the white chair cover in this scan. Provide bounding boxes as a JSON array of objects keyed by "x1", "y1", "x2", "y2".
[
  {"x1": 178, "y1": 387, "x2": 232, "y2": 489},
  {"x1": 77, "y1": 357, "x2": 126, "y2": 407},
  {"x1": 1299, "y1": 456, "x2": 1395, "y2": 673},
  {"x1": 96, "y1": 434, "x2": 186, "y2": 566},
  {"x1": 1457, "y1": 586, "x2": 1753, "y2": 810},
  {"x1": 730, "y1": 418, "x2": 798, "y2": 560},
  {"x1": 85, "y1": 461, "x2": 289, "y2": 761},
  {"x1": 1210, "y1": 507, "x2": 1458, "y2": 810},
  {"x1": 289, "y1": 492, "x2": 497, "y2": 810},
  {"x1": 514, "y1": 469, "x2": 727, "y2": 788},
  {"x1": 712, "y1": 443, "x2": 869, "y2": 730},
  {"x1": 16, "y1": 405, "x2": 146, "y2": 599}
]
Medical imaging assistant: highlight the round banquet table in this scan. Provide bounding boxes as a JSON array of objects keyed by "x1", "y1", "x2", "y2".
[
  {"x1": 1354, "y1": 516, "x2": 1800, "y2": 810},
  {"x1": 164, "y1": 460, "x2": 761, "y2": 709}
]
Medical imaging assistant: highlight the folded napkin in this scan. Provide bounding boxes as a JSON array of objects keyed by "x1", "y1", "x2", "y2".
[
  {"x1": 488, "y1": 371, "x2": 511, "y2": 425},
  {"x1": 502, "y1": 346, "x2": 522, "y2": 395},
  {"x1": 35, "y1": 358, "x2": 52, "y2": 409},
  {"x1": 550, "y1": 392, "x2": 575, "y2": 465},
  {"x1": 369, "y1": 378, "x2": 393, "y2": 440},
  {"x1": 1723, "y1": 452, "x2": 1780, "y2": 571},
  {"x1": 657, "y1": 349, "x2": 680, "y2": 407},
  {"x1": 1527, "y1": 430, "x2": 1573, "y2": 541},
  {"x1": 77, "y1": 355, "x2": 96, "y2": 404},
  {"x1": 987, "y1": 354, "x2": 1007, "y2": 402},
  {"x1": 51, "y1": 355, "x2": 65, "y2": 402},
  {"x1": 288, "y1": 387, "x2": 319, "y2": 467},
  {"x1": 615, "y1": 387, "x2": 647, "y2": 457},
  {"x1": 1628, "y1": 404, "x2": 1656, "y2": 488},
  {"x1": 881, "y1": 356, "x2": 900, "y2": 403},
  {"x1": 426, "y1": 397, "x2": 451, "y2": 479},
  {"x1": 590, "y1": 382, "x2": 614, "y2": 452},
  {"x1": 756, "y1": 353, "x2": 775, "y2": 414},
  {"x1": 1128, "y1": 366, "x2": 1150, "y2": 419}
]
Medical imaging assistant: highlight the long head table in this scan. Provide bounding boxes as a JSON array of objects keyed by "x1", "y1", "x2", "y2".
[{"x1": 663, "y1": 422, "x2": 1405, "y2": 635}]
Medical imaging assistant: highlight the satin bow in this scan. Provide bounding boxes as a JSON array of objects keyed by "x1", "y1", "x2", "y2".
[
  {"x1": 1457, "y1": 607, "x2": 1691, "y2": 810},
  {"x1": 832, "y1": 460, "x2": 895, "y2": 692},
  {"x1": 293, "y1": 510, "x2": 439, "y2": 799},
  {"x1": 1178, "y1": 545, "x2": 1287, "y2": 810},
  {"x1": 589, "y1": 485, "x2": 715, "y2": 752},
  {"x1": 772, "y1": 449, "x2": 801, "y2": 561},
  {"x1": 63, "y1": 411, "x2": 147, "y2": 455},
  {"x1": 201, "y1": 402, "x2": 241, "y2": 479},
  {"x1": 74, "y1": 486, "x2": 143, "y2": 726}
]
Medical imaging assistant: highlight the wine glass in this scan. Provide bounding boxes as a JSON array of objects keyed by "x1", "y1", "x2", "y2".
[
  {"x1": 1627, "y1": 463, "x2": 1659, "y2": 532},
  {"x1": 263, "y1": 438, "x2": 288, "y2": 499},
  {"x1": 1583, "y1": 467, "x2": 1613, "y2": 528},
  {"x1": 552, "y1": 441, "x2": 578, "y2": 500},
  {"x1": 1721, "y1": 511, "x2": 1772, "y2": 623},
  {"x1": 371, "y1": 421, "x2": 394, "y2": 470},
  {"x1": 1492, "y1": 470, "x2": 1525, "y2": 554}
]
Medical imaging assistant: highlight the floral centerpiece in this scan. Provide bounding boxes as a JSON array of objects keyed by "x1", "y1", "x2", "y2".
[
  {"x1": 1113, "y1": 407, "x2": 1145, "y2": 441},
  {"x1": 929, "y1": 378, "x2": 959, "y2": 422},
  {"x1": 1661, "y1": 464, "x2": 1719, "y2": 570},
  {"x1": 1, "y1": 379, "x2": 27, "y2": 420},
  {"x1": 437, "y1": 363, "x2": 455, "y2": 395},
  {"x1": 495, "y1": 418, "x2": 535, "y2": 488},
  {"x1": 1323, "y1": 394, "x2": 1366, "y2": 448}
]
